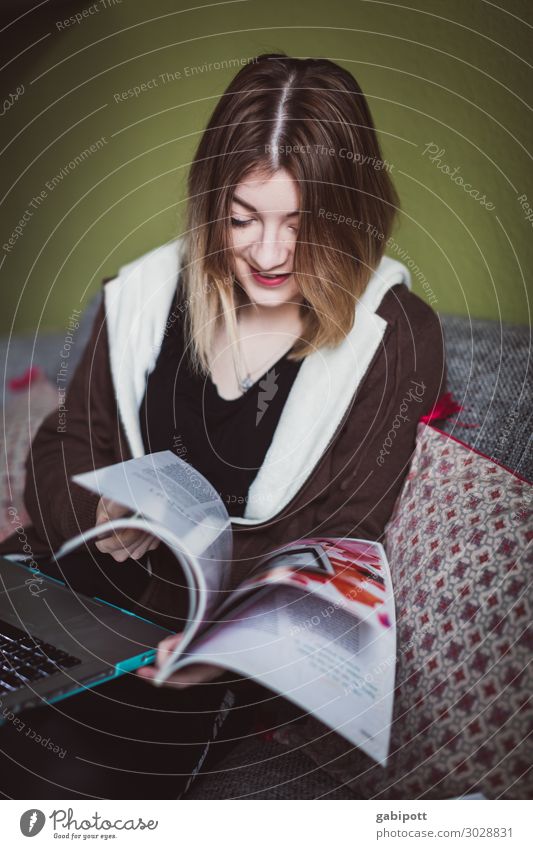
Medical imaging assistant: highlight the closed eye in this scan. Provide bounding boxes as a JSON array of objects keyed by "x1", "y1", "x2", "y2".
[{"x1": 231, "y1": 217, "x2": 299, "y2": 233}]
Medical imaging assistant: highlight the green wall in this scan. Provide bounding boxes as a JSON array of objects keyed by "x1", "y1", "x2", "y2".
[{"x1": 1, "y1": 0, "x2": 531, "y2": 334}]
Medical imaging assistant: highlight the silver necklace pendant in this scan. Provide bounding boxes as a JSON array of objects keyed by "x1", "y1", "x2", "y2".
[{"x1": 239, "y1": 374, "x2": 254, "y2": 392}]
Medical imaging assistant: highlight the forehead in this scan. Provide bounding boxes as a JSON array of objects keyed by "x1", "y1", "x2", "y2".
[{"x1": 233, "y1": 167, "x2": 299, "y2": 212}]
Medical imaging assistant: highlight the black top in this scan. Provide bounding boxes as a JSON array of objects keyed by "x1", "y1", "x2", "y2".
[{"x1": 139, "y1": 289, "x2": 304, "y2": 517}]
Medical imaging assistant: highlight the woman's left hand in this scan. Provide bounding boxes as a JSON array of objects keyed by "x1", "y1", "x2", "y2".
[{"x1": 136, "y1": 632, "x2": 225, "y2": 689}]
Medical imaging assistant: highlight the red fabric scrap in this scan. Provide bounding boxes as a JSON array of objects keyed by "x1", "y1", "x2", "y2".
[
  {"x1": 420, "y1": 391, "x2": 479, "y2": 429},
  {"x1": 7, "y1": 366, "x2": 44, "y2": 391}
]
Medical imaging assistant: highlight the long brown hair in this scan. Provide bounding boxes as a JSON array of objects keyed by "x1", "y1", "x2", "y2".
[{"x1": 181, "y1": 52, "x2": 400, "y2": 373}]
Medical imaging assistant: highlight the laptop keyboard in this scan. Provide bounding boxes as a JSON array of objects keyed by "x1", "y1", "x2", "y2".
[{"x1": 0, "y1": 619, "x2": 82, "y2": 694}]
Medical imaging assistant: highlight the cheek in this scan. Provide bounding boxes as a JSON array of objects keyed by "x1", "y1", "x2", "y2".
[
  {"x1": 230, "y1": 229, "x2": 252, "y2": 252},
  {"x1": 289, "y1": 279, "x2": 301, "y2": 300}
]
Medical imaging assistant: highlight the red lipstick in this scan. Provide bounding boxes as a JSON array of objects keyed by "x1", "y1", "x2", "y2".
[{"x1": 249, "y1": 265, "x2": 291, "y2": 287}]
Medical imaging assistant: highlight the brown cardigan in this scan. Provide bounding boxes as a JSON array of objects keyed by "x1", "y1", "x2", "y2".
[{"x1": 2, "y1": 280, "x2": 446, "y2": 630}]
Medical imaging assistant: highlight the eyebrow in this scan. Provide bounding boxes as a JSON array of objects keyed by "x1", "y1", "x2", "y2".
[{"x1": 232, "y1": 194, "x2": 300, "y2": 216}]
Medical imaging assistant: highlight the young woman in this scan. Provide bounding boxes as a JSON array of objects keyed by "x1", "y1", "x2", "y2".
[{"x1": 2, "y1": 53, "x2": 446, "y2": 798}]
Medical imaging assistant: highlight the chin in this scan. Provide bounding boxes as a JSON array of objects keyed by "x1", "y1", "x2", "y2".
[
  {"x1": 234, "y1": 268, "x2": 300, "y2": 308},
  {"x1": 240, "y1": 282, "x2": 298, "y2": 309}
]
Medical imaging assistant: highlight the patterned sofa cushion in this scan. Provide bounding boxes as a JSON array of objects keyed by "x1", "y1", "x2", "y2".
[
  {"x1": 272, "y1": 423, "x2": 532, "y2": 799},
  {"x1": 380, "y1": 423, "x2": 532, "y2": 798}
]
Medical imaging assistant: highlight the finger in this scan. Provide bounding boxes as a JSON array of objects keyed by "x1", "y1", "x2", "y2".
[
  {"x1": 94, "y1": 518, "x2": 139, "y2": 543},
  {"x1": 136, "y1": 666, "x2": 156, "y2": 681},
  {"x1": 95, "y1": 500, "x2": 131, "y2": 532},
  {"x1": 156, "y1": 635, "x2": 183, "y2": 669},
  {"x1": 156, "y1": 633, "x2": 184, "y2": 669},
  {"x1": 157, "y1": 664, "x2": 224, "y2": 689},
  {"x1": 95, "y1": 510, "x2": 109, "y2": 526},
  {"x1": 95, "y1": 497, "x2": 117, "y2": 523},
  {"x1": 136, "y1": 665, "x2": 187, "y2": 689},
  {"x1": 129, "y1": 538, "x2": 151, "y2": 562},
  {"x1": 111, "y1": 549, "x2": 133, "y2": 563},
  {"x1": 135, "y1": 664, "x2": 185, "y2": 688},
  {"x1": 95, "y1": 539, "x2": 138, "y2": 562},
  {"x1": 102, "y1": 497, "x2": 131, "y2": 520},
  {"x1": 95, "y1": 528, "x2": 146, "y2": 554},
  {"x1": 95, "y1": 526, "x2": 125, "y2": 542},
  {"x1": 95, "y1": 537, "x2": 126, "y2": 556},
  {"x1": 94, "y1": 542, "x2": 131, "y2": 563},
  {"x1": 131, "y1": 534, "x2": 160, "y2": 561}
]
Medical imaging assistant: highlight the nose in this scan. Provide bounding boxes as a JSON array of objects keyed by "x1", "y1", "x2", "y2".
[{"x1": 248, "y1": 227, "x2": 291, "y2": 272}]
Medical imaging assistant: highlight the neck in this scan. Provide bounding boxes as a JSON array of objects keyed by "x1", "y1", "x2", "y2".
[{"x1": 237, "y1": 298, "x2": 304, "y2": 337}]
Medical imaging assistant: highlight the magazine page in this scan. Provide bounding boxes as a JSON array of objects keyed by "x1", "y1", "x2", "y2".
[
  {"x1": 72, "y1": 452, "x2": 234, "y2": 626},
  {"x1": 53, "y1": 516, "x2": 205, "y2": 654},
  {"x1": 216, "y1": 537, "x2": 390, "y2": 625},
  {"x1": 161, "y1": 538, "x2": 396, "y2": 765}
]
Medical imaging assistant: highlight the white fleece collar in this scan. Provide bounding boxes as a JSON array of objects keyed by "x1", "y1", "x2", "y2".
[{"x1": 104, "y1": 239, "x2": 411, "y2": 525}]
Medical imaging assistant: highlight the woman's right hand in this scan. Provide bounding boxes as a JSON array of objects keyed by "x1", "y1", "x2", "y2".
[{"x1": 94, "y1": 496, "x2": 160, "y2": 563}]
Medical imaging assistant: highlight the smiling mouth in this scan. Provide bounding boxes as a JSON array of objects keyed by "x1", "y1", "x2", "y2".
[{"x1": 248, "y1": 264, "x2": 292, "y2": 286}]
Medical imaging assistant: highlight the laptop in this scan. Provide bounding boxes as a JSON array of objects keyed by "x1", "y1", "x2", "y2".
[{"x1": 0, "y1": 556, "x2": 171, "y2": 718}]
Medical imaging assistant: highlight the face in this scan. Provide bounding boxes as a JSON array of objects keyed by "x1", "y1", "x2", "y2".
[{"x1": 229, "y1": 167, "x2": 302, "y2": 309}]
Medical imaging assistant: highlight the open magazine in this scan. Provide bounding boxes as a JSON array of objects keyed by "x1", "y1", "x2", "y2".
[{"x1": 55, "y1": 451, "x2": 396, "y2": 766}]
